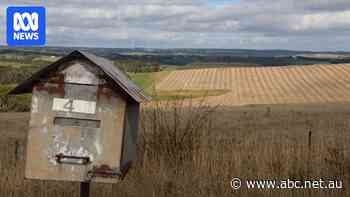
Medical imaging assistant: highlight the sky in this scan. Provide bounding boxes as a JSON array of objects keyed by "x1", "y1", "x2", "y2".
[{"x1": 1, "y1": 0, "x2": 350, "y2": 51}]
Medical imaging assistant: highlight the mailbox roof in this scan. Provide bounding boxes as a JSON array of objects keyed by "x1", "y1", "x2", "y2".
[{"x1": 8, "y1": 50, "x2": 151, "y2": 103}]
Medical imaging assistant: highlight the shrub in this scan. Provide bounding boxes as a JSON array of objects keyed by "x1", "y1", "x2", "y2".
[
  {"x1": 0, "y1": 85, "x2": 31, "y2": 112},
  {"x1": 0, "y1": 65, "x2": 40, "y2": 84}
]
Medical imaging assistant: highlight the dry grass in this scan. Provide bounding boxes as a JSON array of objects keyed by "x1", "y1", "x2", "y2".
[{"x1": 0, "y1": 101, "x2": 349, "y2": 197}]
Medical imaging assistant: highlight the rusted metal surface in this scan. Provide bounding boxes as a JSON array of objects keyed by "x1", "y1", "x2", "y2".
[
  {"x1": 34, "y1": 82, "x2": 65, "y2": 97},
  {"x1": 86, "y1": 161, "x2": 131, "y2": 182},
  {"x1": 87, "y1": 165, "x2": 120, "y2": 179},
  {"x1": 25, "y1": 59, "x2": 130, "y2": 183},
  {"x1": 97, "y1": 85, "x2": 113, "y2": 100}
]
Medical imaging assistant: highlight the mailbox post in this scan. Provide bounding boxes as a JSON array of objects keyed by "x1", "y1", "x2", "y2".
[
  {"x1": 81, "y1": 182, "x2": 90, "y2": 197},
  {"x1": 8, "y1": 50, "x2": 150, "y2": 190}
]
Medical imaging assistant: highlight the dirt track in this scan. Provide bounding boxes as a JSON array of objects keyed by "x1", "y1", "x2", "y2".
[{"x1": 156, "y1": 64, "x2": 350, "y2": 105}]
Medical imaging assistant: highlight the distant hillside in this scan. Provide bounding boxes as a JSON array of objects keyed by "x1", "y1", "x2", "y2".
[{"x1": 1, "y1": 46, "x2": 350, "y2": 66}]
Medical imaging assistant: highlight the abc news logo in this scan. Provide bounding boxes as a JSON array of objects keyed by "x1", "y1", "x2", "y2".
[
  {"x1": 13, "y1": 12, "x2": 39, "y2": 40},
  {"x1": 7, "y1": 7, "x2": 46, "y2": 46}
]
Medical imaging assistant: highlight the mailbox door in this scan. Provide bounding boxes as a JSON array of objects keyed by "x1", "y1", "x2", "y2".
[{"x1": 49, "y1": 83, "x2": 99, "y2": 164}]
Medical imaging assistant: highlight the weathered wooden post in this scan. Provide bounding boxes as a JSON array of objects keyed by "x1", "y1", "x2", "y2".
[
  {"x1": 8, "y1": 50, "x2": 150, "y2": 194},
  {"x1": 81, "y1": 182, "x2": 90, "y2": 197}
]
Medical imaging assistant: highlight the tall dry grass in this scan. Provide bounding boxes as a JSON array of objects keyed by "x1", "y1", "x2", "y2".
[{"x1": 0, "y1": 101, "x2": 349, "y2": 197}]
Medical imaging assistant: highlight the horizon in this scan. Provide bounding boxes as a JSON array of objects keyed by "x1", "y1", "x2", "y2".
[{"x1": 1, "y1": 45, "x2": 350, "y2": 53}]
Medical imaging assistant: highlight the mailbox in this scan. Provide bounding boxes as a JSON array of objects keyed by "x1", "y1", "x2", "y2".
[{"x1": 8, "y1": 50, "x2": 150, "y2": 183}]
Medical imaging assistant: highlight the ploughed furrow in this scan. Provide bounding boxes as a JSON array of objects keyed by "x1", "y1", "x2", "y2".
[
  {"x1": 294, "y1": 65, "x2": 326, "y2": 103},
  {"x1": 240, "y1": 67, "x2": 253, "y2": 104},
  {"x1": 235, "y1": 67, "x2": 243, "y2": 104},
  {"x1": 251, "y1": 67, "x2": 263, "y2": 104},
  {"x1": 244, "y1": 66, "x2": 254, "y2": 104},
  {"x1": 331, "y1": 64, "x2": 350, "y2": 99},
  {"x1": 270, "y1": 66, "x2": 291, "y2": 104},
  {"x1": 231, "y1": 68, "x2": 239, "y2": 105},
  {"x1": 272, "y1": 67, "x2": 295, "y2": 103},
  {"x1": 291, "y1": 66, "x2": 319, "y2": 103},
  {"x1": 317, "y1": 65, "x2": 348, "y2": 101},
  {"x1": 262, "y1": 67, "x2": 279, "y2": 104},
  {"x1": 187, "y1": 70, "x2": 200, "y2": 90},
  {"x1": 252, "y1": 66, "x2": 268, "y2": 104},
  {"x1": 335, "y1": 65, "x2": 350, "y2": 99},
  {"x1": 155, "y1": 64, "x2": 350, "y2": 106},
  {"x1": 183, "y1": 70, "x2": 193, "y2": 89},
  {"x1": 259, "y1": 67, "x2": 275, "y2": 104},
  {"x1": 279, "y1": 67, "x2": 304, "y2": 103},
  {"x1": 188, "y1": 69, "x2": 199, "y2": 90},
  {"x1": 308, "y1": 65, "x2": 340, "y2": 102}
]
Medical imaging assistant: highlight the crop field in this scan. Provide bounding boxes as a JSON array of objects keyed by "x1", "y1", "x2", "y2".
[{"x1": 156, "y1": 64, "x2": 350, "y2": 105}]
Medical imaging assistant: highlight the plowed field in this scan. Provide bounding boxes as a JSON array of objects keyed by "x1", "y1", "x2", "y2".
[{"x1": 156, "y1": 64, "x2": 350, "y2": 105}]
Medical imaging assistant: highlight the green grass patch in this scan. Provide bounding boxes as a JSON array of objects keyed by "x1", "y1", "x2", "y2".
[
  {"x1": 128, "y1": 71, "x2": 172, "y2": 94},
  {"x1": 0, "y1": 84, "x2": 16, "y2": 95},
  {"x1": 0, "y1": 61, "x2": 32, "y2": 68},
  {"x1": 153, "y1": 89, "x2": 229, "y2": 101},
  {"x1": 128, "y1": 72, "x2": 155, "y2": 92}
]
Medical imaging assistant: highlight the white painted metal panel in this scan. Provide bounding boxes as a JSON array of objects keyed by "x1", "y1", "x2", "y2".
[
  {"x1": 61, "y1": 62, "x2": 101, "y2": 85},
  {"x1": 52, "y1": 98, "x2": 96, "y2": 114},
  {"x1": 52, "y1": 98, "x2": 70, "y2": 112},
  {"x1": 73, "y1": 99, "x2": 96, "y2": 114}
]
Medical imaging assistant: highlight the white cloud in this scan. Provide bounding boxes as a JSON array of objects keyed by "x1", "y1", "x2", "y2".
[{"x1": 1, "y1": 0, "x2": 350, "y2": 50}]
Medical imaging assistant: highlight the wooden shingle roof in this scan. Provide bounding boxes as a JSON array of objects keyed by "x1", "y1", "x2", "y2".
[{"x1": 8, "y1": 50, "x2": 151, "y2": 103}]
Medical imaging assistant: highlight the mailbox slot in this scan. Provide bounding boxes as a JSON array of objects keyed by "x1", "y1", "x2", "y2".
[
  {"x1": 54, "y1": 117, "x2": 101, "y2": 128},
  {"x1": 55, "y1": 154, "x2": 91, "y2": 165}
]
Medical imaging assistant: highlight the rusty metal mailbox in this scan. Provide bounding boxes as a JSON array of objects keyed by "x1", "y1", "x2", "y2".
[{"x1": 9, "y1": 50, "x2": 150, "y2": 183}]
